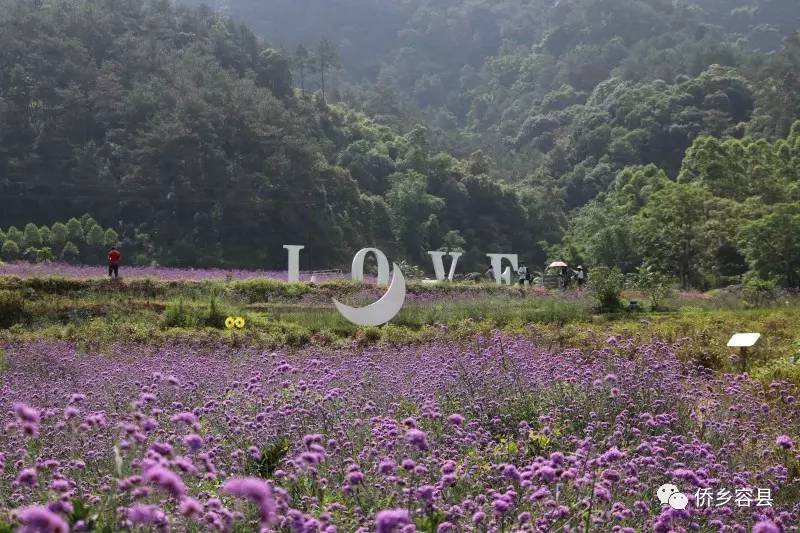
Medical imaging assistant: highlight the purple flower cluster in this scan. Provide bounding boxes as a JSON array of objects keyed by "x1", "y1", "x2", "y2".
[
  {"x1": 0, "y1": 261, "x2": 346, "y2": 282},
  {"x1": 0, "y1": 335, "x2": 797, "y2": 531}
]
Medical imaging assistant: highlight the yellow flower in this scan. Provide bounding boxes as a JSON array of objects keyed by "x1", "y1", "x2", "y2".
[
  {"x1": 224, "y1": 316, "x2": 236, "y2": 329},
  {"x1": 234, "y1": 316, "x2": 245, "y2": 329}
]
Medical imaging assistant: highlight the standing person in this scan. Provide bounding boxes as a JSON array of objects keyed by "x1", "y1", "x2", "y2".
[
  {"x1": 562, "y1": 265, "x2": 572, "y2": 289},
  {"x1": 517, "y1": 263, "x2": 530, "y2": 286},
  {"x1": 576, "y1": 265, "x2": 586, "y2": 287},
  {"x1": 107, "y1": 246, "x2": 121, "y2": 279}
]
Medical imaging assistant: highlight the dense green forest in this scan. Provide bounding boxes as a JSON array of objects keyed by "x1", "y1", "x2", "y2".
[{"x1": 1, "y1": 0, "x2": 800, "y2": 287}]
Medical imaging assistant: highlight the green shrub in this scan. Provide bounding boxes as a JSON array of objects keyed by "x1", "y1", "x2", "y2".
[
  {"x1": 228, "y1": 278, "x2": 312, "y2": 303},
  {"x1": 588, "y1": 266, "x2": 625, "y2": 312},
  {"x1": 742, "y1": 276, "x2": 778, "y2": 307},
  {"x1": 160, "y1": 299, "x2": 197, "y2": 328},
  {"x1": 0, "y1": 290, "x2": 25, "y2": 327},
  {"x1": 362, "y1": 326, "x2": 382, "y2": 344},
  {"x1": 636, "y1": 265, "x2": 674, "y2": 311},
  {"x1": 202, "y1": 297, "x2": 230, "y2": 328}
]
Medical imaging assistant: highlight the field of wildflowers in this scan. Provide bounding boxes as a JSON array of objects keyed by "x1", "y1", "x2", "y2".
[
  {"x1": 0, "y1": 262, "x2": 309, "y2": 282},
  {"x1": 1, "y1": 334, "x2": 797, "y2": 532}
]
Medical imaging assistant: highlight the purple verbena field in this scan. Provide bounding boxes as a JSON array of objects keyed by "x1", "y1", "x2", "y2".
[
  {"x1": 0, "y1": 262, "x2": 346, "y2": 283},
  {"x1": 1, "y1": 335, "x2": 798, "y2": 532}
]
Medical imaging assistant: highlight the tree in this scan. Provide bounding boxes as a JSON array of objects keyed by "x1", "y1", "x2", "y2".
[
  {"x1": 66, "y1": 218, "x2": 84, "y2": 244},
  {"x1": 60, "y1": 242, "x2": 80, "y2": 263},
  {"x1": 636, "y1": 265, "x2": 674, "y2": 311},
  {"x1": 588, "y1": 266, "x2": 625, "y2": 312},
  {"x1": 740, "y1": 204, "x2": 800, "y2": 288},
  {"x1": 22, "y1": 223, "x2": 42, "y2": 249},
  {"x1": 1, "y1": 241, "x2": 20, "y2": 261},
  {"x1": 86, "y1": 224, "x2": 105, "y2": 247},
  {"x1": 5, "y1": 227, "x2": 22, "y2": 244},
  {"x1": 386, "y1": 171, "x2": 444, "y2": 261},
  {"x1": 440, "y1": 230, "x2": 466, "y2": 253},
  {"x1": 50, "y1": 223, "x2": 68, "y2": 248},
  {"x1": 294, "y1": 44, "x2": 311, "y2": 95},
  {"x1": 39, "y1": 226, "x2": 51, "y2": 246},
  {"x1": 631, "y1": 182, "x2": 731, "y2": 288},
  {"x1": 317, "y1": 38, "x2": 340, "y2": 102},
  {"x1": 103, "y1": 228, "x2": 119, "y2": 247}
]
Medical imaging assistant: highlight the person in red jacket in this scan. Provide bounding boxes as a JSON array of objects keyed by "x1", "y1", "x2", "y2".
[{"x1": 107, "y1": 246, "x2": 121, "y2": 279}]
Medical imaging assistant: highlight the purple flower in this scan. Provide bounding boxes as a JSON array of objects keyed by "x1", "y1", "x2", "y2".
[
  {"x1": 752, "y1": 520, "x2": 780, "y2": 533},
  {"x1": 17, "y1": 505, "x2": 69, "y2": 533},
  {"x1": 13, "y1": 403, "x2": 41, "y2": 424},
  {"x1": 776, "y1": 435, "x2": 793, "y2": 450},
  {"x1": 378, "y1": 458, "x2": 396, "y2": 475},
  {"x1": 538, "y1": 466, "x2": 556, "y2": 482},
  {"x1": 17, "y1": 468, "x2": 37, "y2": 487},
  {"x1": 491, "y1": 498, "x2": 510, "y2": 514},
  {"x1": 447, "y1": 413, "x2": 464, "y2": 425},
  {"x1": 183, "y1": 433, "x2": 203, "y2": 451},
  {"x1": 143, "y1": 465, "x2": 186, "y2": 499},
  {"x1": 179, "y1": 497, "x2": 202, "y2": 518},
  {"x1": 417, "y1": 484, "x2": 435, "y2": 503},
  {"x1": 127, "y1": 504, "x2": 165, "y2": 525},
  {"x1": 149, "y1": 442, "x2": 173, "y2": 457},
  {"x1": 406, "y1": 428, "x2": 429, "y2": 451},
  {"x1": 375, "y1": 509, "x2": 411, "y2": 533},
  {"x1": 222, "y1": 477, "x2": 276, "y2": 524}
]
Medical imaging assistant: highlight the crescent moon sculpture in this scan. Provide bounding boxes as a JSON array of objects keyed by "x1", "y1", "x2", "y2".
[{"x1": 333, "y1": 263, "x2": 406, "y2": 326}]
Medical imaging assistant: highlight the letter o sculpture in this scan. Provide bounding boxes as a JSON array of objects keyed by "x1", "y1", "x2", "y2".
[{"x1": 352, "y1": 248, "x2": 391, "y2": 287}]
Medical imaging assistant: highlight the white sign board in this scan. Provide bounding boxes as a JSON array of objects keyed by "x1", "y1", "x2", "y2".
[{"x1": 727, "y1": 333, "x2": 761, "y2": 348}]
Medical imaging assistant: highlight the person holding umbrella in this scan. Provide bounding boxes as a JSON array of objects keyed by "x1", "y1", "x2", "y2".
[{"x1": 548, "y1": 261, "x2": 569, "y2": 289}]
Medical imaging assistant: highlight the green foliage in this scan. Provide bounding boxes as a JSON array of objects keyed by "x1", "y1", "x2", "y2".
[
  {"x1": 0, "y1": 290, "x2": 25, "y2": 327},
  {"x1": 2, "y1": 217, "x2": 119, "y2": 264},
  {"x1": 103, "y1": 229, "x2": 118, "y2": 247},
  {"x1": 66, "y1": 219, "x2": 84, "y2": 243},
  {"x1": 86, "y1": 225, "x2": 105, "y2": 247},
  {"x1": 1, "y1": 240, "x2": 20, "y2": 261},
  {"x1": 636, "y1": 265, "x2": 674, "y2": 311},
  {"x1": 160, "y1": 297, "x2": 233, "y2": 329},
  {"x1": 246, "y1": 436, "x2": 290, "y2": 478},
  {"x1": 1, "y1": 0, "x2": 800, "y2": 285},
  {"x1": 202, "y1": 297, "x2": 230, "y2": 329},
  {"x1": 50, "y1": 223, "x2": 68, "y2": 247},
  {"x1": 38, "y1": 226, "x2": 51, "y2": 246},
  {"x1": 588, "y1": 266, "x2": 625, "y2": 312},
  {"x1": 740, "y1": 204, "x2": 800, "y2": 287},
  {"x1": 60, "y1": 242, "x2": 80, "y2": 263},
  {"x1": 161, "y1": 300, "x2": 197, "y2": 329},
  {"x1": 5, "y1": 227, "x2": 22, "y2": 244},
  {"x1": 741, "y1": 276, "x2": 778, "y2": 307},
  {"x1": 22, "y1": 223, "x2": 42, "y2": 249}
]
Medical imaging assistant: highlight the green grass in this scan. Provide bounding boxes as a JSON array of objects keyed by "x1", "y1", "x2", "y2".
[{"x1": 2, "y1": 274, "x2": 800, "y2": 384}]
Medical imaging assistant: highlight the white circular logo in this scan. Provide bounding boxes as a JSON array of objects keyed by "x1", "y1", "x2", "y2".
[{"x1": 657, "y1": 484, "x2": 688, "y2": 510}]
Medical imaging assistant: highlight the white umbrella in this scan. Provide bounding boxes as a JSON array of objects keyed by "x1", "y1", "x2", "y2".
[{"x1": 548, "y1": 261, "x2": 568, "y2": 268}]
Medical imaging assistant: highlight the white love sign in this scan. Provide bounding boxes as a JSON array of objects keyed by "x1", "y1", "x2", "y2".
[{"x1": 283, "y1": 245, "x2": 524, "y2": 325}]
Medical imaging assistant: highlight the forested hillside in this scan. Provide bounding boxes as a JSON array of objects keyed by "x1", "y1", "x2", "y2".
[
  {"x1": 0, "y1": 0, "x2": 560, "y2": 269},
  {"x1": 1, "y1": 0, "x2": 800, "y2": 286}
]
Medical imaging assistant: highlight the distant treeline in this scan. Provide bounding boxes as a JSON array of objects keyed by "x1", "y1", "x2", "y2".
[{"x1": 0, "y1": 215, "x2": 117, "y2": 263}]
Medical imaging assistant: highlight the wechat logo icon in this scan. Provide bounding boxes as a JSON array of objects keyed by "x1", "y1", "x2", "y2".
[{"x1": 657, "y1": 484, "x2": 688, "y2": 510}]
